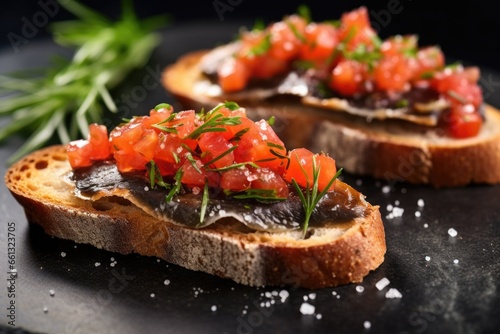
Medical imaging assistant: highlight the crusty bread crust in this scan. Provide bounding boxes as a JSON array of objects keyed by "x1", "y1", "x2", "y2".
[
  {"x1": 5, "y1": 146, "x2": 386, "y2": 289},
  {"x1": 163, "y1": 50, "x2": 500, "y2": 188}
]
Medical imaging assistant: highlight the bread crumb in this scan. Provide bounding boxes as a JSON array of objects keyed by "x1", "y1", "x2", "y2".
[
  {"x1": 448, "y1": 228, "x2": 458, "y2": 237},
  {"x1": 385, "y1": 288, "x2": 402, "y2": 299},
  {"x1": 356, "y1": 286, "x2": 364, "y2": 293},
  {"x1": 364, "y1": 321, "x2": 371, "y2": 329},
  {"x1": 300, "y1": 302, "x2": 315, "y2": 315},
  {"x1": 417, "y1": 199, "x2": 425, "y2": 207},
  {"x1": 375, "y1": 277, "x2": 390, "y2": 291}
]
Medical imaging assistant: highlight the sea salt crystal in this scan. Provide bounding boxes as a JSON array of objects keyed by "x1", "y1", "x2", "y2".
[
  {"x1": 386, "y1": 204, "x2": 393, "y2": 211},
  {"x1": 356, "y1": 179, "x2": 363, "y2": 186},
  {"x1": 385, "y1": 288, "x2": 402, "y2": 299},
  {"x1": 211, "y1": 305, "x2": 217, "y2": 311},
  {"x1": 316, "y1": 314, "x2": 322, "y2": 319},
  {"x1": 425, "y1": 256, "x2": 431, "y2": 261},
  {"x1": 43, "y1": 307, "x2": 48, "y2": 313},
  {"x1": 303, "y1": 295, "x2": 308, "y2": 301},
  {"x1": 395, "y1": 200, "x2": 400, "y2": 206},
  {"x1": 95, "y1": 262, "x2": 101, "y2": 267},
  {"x1": 144, "y1": 186, "x2": 149, "y2": 192},
  {"x1": 300, "y1": 302, "x2": 315, "y2": 315},
  {"x1": 417, "y1": 199, "x2": 425, "y2": 207},
  {"x1": 415, "y1": 211, "x2": 421, "y2": 218},
  {"x1": 164, "y1": 279, "x2": 170, "y2": 285},
  {"x1": 453, "y1": 259, "x2": 459, "y2": 264},
  {"x1": 375, "y1": 277, "x2": 390, "y2": 291},
  {"x1": 49, "y1": 289, "x2": 55, "y2": 297},
  {"x1": 448, "y1": 228, "x2": 458, "y2": 237},
  {"x1": 308, "y1": 293, "x2": 316, "y2": 300},
  {"x1": 332, "y1": 291, "x2": 337, "y2": 296},
  {"x1": 279, "y1": 290, "x2": 289, "y2": 303},
  {"x1": 364, "y1": 321, "x2": 371, "y2": 329},
  {"x1": 356, "y1": 286, "x2": 364, "y2": 293},
  {"x1": 150, "y1": 293, "x2": 155, "y2": 298},
  {"x1": 381, "y1": 185, "x2": 391, "y2": 194},
  {"x1": 423, "y1": 224, "x2": 428, "y2": 228},
  {"x1": 61, "y1": 252, "x2": 66, "y2": 258}
]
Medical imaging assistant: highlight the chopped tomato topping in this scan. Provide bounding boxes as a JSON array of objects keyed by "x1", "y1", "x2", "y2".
[
  {"x1": 67, "y1": 102, "x2": 342, "y2": 201},
  {"x1": 212, "y1": 7, "x2": 484, "y2": 139}
]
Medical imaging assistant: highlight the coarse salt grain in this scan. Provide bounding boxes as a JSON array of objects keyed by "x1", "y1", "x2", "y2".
[
  {"x1": 43, "y1": 307, "x2": 48, "y2": 313},
  {"x1": 364, "y1": 321, "x2": 371, "y2": 329},
  {"x1": 308, "y1": 293, "x2": 316, "y2": 300},
  {"x1": 382, "y1": 185, "x2": 391, "y2": 194},
  {"x1": 356, "y1": 286, "x2": 364, "y2": 293},
  {"x1": 164, "y1": 279, "x2": 170, "y2": 285},
  {"x1": 279, "y1": 290, "x2": 289, "y2": 303},
  {"x1": 300, "y1": 302, "x2": 315, "y2": 315},
  {"x1": 424, "y1": 224, "x2": 428, "y2": 228},
  {"x1": 415, "y1": 211, "x2": 421, "y2": 218},
  {"x1": 453, "y1": 259, "x2": 459, "y2": 264},
  {"x1": 316, "y1": 314, "x2": 322, "y2": 319},
  {"x1": 95, "y1": 262, "x2": 101, "y2": 267},
  {"x1": 49, "y1": 289, "x2": 55, "y2": 297},
  {"x1": 375, "y1": 277, "x2": 390, "y2": 291},
  {"x1": 211, "y1": 305, "x2": 217, "y2": 311},
  {"x1": 417, "y1": 199, "x2": 425, "y2": 207},
  {"x1": 150, "y1": 293, "x2": 155, "y2": 298},
  {"x1": 448, "y1": 228, "x2": 458, "y2": 237},
  {"x1": 385, "y1": 288, "x2": 402, "y2": 299},
  {"x1": 61, "y1": 252, "x2": 66, "y2": 257},
  {"x1": 425, "y1": 256, "x2": 431, "y2": 261}
]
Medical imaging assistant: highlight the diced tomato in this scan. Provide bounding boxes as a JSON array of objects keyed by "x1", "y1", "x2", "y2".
[
  {"x1": 234, "y1": 120, "x2": 287, "y2": 173},
  {"x1": 180, "y1": 158, "x2": 220, "y2": 188},
  {"x1": 217, "y1": 57, "x2": 250, "y2": 92},
  {"x1": 88, "y1": 123, "x2": 111, "y2": 160},
  {"x1": 411, "y1": 46, "x2": 445, "y2": 80},
  {"x1": 251, "y1": 55, "x2": 289, "y2": 79},
  {"x1": 142, "y1": 105, "x2": 173, "y2": 129},
  {"x1": 373, "y1": 54, "x2": 412, "y2": 92},
  {"x1": 169, "y1": 110, "x2": 197, "y2": 139},
  {"x1": 329, "y1": 59, "x2": 366, "y2": 96},
  {"x1": 133, "y1": 129, "x2": 159, "y2": 161},
  {"x1": 380, "y1": 35, "x2": 418, "y2": 57},
  {"x1": 338, "y1": 7, "x2": 377, "y2": 51},
  {"x1": 268, "y1": 15, "x2": 307, "y2": 61},
  {"x1": 220, "y1": 167, "x2": 252, "y2": 192},
  {"x1": 198, "y1": 132, "x2": 235, "y2": 169},
  {"x1": 114, "y1": 149, "x2": 148, "y2": 172},
  {"x1": 300, "y1": 22, "x2": 338, "y2": 65},
  {"x1": 431, "y1": 68, "x2": 483, "y2": 108},
  {"x1": 67, "y1": 140, "x2": 92, "y2": 168},
  {"x1": 155, "y1": 133, "x2": 194, "y2": 165},
  {"x1": 110, "y1": 121, "x2": 145, "y2": 152},
  {"x1": 284, "y1": 148, "x2": 337, "y2": 192},
  {"x1": 250, "y1": 168, "x2": 289, "y2": 198},
  {"x1": 440, "y1": 105, "x2": 483, "y2": 139}
]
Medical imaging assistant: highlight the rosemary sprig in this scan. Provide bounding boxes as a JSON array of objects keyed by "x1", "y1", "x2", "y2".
[
  {"x1": 0, "y1": 0, "x2": 169, "y2": 164},
  {"x1": 186, "y1": 113, "x2": 242, "y2": 139},
  {"x1": 291, "y1": 155, "x2": 343, "y2": 238}
]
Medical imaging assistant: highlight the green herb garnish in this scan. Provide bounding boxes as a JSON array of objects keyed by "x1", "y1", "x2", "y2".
[
  {"x1": 199, "y1": 181, "x2": 210, "y2": 225},
  {"x1": 247, "y1": 33, "x2": 272, "y2": 57},
  {"x1": 165, "y1": 168, "x2": 184, "y2": 202},
  {"x1": 231, "y1": 189, "x2": 287, "y2": 202},
  {"x1": 147, "y1": 160, "x2": 170, "y2": 189},
  {"x1": 186, "y1": 113, "x2": 242, "y2": 139},
  {"x1": 203, "y1": 146, "x2": 238, "y2": 167},
  {"x1": 0, "y1": 0, "x2": 169, "y2": 164},
  {"x1": 291, "y1": 155, "x2": 343, "y2": 238},
  {"x1": 297, "y1": 4, "x2": 311, "y2": 23}
]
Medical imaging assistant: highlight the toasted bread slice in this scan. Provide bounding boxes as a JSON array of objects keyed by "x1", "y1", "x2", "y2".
[
  {"x1": 5, "y1": 145, "x2": 386, "y2": 289},
  {"x1": 163, "y1": 50, "x2": 500, "y2": 188}
]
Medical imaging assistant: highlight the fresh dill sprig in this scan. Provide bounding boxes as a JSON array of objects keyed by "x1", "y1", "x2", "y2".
[{"x1": 0, "y1": 0, "x2": 169, "y2": 164}]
